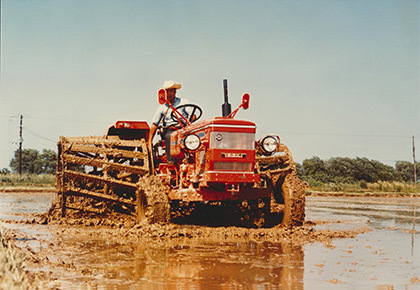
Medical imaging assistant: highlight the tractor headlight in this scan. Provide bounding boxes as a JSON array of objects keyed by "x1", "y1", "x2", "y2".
[
  {"x1": 184, "y1": 134, "x2": 201, "y2": 151},
  {"x1": 260, "y1": 135, "x2": 278, "y2": 154}
]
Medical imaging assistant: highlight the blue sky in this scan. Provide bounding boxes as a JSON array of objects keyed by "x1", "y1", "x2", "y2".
[{"x1": 1, "y1": 0, "x2": 419, "y2": 169}]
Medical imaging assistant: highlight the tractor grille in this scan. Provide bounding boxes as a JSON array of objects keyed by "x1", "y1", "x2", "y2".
[
  {"x1": 210, "y1": 132, "x2": 255, "y2": 150},
  {"x1": 213, "y1": 162, "x2": 253, "y2": 171}
]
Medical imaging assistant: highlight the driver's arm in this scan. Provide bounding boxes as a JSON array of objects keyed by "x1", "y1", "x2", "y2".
[
  {"x1": 147, "y1": 123, "x2": 158, "y2": 173},
  {"x1": 148, "y1": 123, "x2": 158, "y2": 149},
  {"x1": 149, "y1": 105, "x2": 164, "y2": 150}
]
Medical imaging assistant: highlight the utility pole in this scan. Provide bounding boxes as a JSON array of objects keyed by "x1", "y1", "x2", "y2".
[
  {"x1": 413, "y1": 135, "x2": 416, "y2": 183},
  {"x1": 18, "y1": 115, "x2": 23, "y2": 175}
]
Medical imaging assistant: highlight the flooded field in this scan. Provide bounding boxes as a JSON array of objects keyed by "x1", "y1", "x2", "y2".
[
  {"x1": 305, "y1": 196, "x2": 419, "y2": 289},
  {"x1": 0, "y1": 192, "x2": 419, "y2": 289}
]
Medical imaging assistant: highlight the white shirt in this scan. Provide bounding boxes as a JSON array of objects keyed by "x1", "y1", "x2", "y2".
[{"x1": 151, "y1": 97, "x2": 190, "y2": 127}]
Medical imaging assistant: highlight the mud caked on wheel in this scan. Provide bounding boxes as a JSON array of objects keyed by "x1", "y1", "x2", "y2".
[
  {"x1": 136, "y1": 175, "x2": 170, "y2": 224},
  {"x1": 256, "y1": 144, "x2": 306, "y2": 228},
  {"x1": 272, "y1": 172, "x2": 306, "y2": 227}
]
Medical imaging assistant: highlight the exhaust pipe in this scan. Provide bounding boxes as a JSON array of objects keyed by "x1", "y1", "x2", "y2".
[{"x1": 222, "y1": 79, "x2": 232, "y2": 117}]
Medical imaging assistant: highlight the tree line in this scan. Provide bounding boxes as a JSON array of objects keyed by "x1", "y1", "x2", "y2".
[
  {"x1": 297, "y1": 156, "x2": 418, "y2": 184},
  {"x1": 4, "y1": 149, "x2": 57, "y2": 174},
  {"x1": 2, "y1": 149, "x2": 419, "y2": 184}
]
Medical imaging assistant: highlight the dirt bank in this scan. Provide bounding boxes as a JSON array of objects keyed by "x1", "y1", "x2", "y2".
[
  {"x1": 0, "y1": 187, "x2": 55, "y2": 193},
  {"x1": 307, "y1": 190, "x2": 420, "y2": 198}
]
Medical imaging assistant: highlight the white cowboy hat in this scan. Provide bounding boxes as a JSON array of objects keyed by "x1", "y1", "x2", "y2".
[{"x1": 162, "y1": 80, "x2": 181, "y2": 90}]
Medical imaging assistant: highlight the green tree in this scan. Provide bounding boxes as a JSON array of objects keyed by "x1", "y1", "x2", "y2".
[
  {"x1": 302, "y1": 156, "x2": 330, "y2": 182},
  {"x1": 326, "y1": 157, "x2": 357, "y2": 183},
  {"x1": 395, "y1": 161, "x2": 419, "y2": 182},
  {"x1": 295, "y1": 162, "x2": 304, "y2": 178},
  {"x1": 40, "y1": 149, "x2": 57, "y2": 174},
  {"x1": 371, "y1": 159, "x2": 394, "y2": 182},
  {"x1": 0, "y1": 168, "x2": 11, "y2": 174},
  {"x1": 9, "y1": 148, "x2": 57, "y2": 174},
  {"x1": 301, "y1": 156, "x2": 402, "y2": 184}
]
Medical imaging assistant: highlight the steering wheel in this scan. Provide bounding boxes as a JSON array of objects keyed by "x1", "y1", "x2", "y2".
[{"x1": 170, "y1": 104, "x2": 203, "y2": 125}]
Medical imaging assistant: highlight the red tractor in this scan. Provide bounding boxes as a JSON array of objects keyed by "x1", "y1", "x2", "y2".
[{"x1": 56, "y1": 81, "x2": 305, "y2": 227}]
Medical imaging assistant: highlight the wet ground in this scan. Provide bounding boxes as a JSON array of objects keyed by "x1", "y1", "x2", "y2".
[
  {"x1": 0, "y1": 192, "x2": 419, "y2": 289},
  {"x1": 305, "y1": 196, "x2": 419, "y2": 289}
]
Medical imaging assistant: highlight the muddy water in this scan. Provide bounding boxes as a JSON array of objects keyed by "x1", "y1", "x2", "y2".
[
  {"x1": 0, "y1": 192, "x2": 55, "y2": 220},
  {"x1": 49, "y1": 234, "x2": 305, "y2": 289},
  {"x1": 0, "y1": 192, "x2": 419, "y2": 289},
  {"x1": 305, "y1": 196, "x2": 419, "y2": 289}
]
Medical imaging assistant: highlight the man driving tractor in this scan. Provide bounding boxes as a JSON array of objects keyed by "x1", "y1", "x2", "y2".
[{"x1": 148, "y1": 80, "x2": 192, "y2": 164}]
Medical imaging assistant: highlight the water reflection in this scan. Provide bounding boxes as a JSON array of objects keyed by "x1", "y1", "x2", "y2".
[{"x1": 79, "y1": 239, "x2": 304, "y2": 289}]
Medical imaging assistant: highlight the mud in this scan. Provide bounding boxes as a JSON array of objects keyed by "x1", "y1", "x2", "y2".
[
  {"x1": 12, "y1": 194, "x2": 368, "y2": 247},
  {"x1": 137, "y1": 175, "x2": 171, "y2": 223},
  {"x1": 1, "y1": 192, "x2": 419, "y2": 289},
  {"x1": 4, "y1": 219, "x2": 368, "y2": 289}
]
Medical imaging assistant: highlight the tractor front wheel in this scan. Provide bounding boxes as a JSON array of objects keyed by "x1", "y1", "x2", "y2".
[{"x1": 271, "y1": 172, "x2": 306, "y2": 227}]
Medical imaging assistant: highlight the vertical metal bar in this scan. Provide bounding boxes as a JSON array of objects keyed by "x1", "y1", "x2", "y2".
[
  {"x1": 101, "y1": 140, "x2": 109, "y2": 195},
  {"x1": 413, "y1": 135, "x2": 416, "y2": 183},
  {"x1": 18, "y1": 115, "x2": 23, "y2": 175},
  {"x1": 56, "y1": 138, "x2": 63, "y2": 193},
  {"x1": 136, "y1": 187, "x2": 146, "y2": 223},
  {"x1": 61, "y1": 192, "x2": 67, "y2": 217},
  {"x1": 59, "y1": 137, "x2": 67, "y2": 217}
]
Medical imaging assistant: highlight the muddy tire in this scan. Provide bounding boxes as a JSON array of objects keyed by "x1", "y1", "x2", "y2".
[
  {"x1": 256, "y1": 143, "x2": 306, "y2": 228},
  {"x1": 137, "y1": 175, "x2": 170, "y2": 224},
  {"x1": 274, "y1": 172, "x2": 306, "y2": 227}
]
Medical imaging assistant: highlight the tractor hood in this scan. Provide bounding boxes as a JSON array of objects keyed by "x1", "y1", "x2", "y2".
[{"x1": 182, "y1": 117, "x2": 256, "y2": 134}]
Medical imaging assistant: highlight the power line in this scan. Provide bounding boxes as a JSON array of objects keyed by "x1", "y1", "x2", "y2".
[
  {"x1": 276, "y1": 131, "x2": 414, "y2": 138},
  {"x1": 24, "y1": 115, "x2": 104, "y2": 124},
  {"x1": 0, "y1": 114, "x2": 102, "y2": 124},
  {"x1": 23, "y1": 126, "x2": 56, "y2": 143},
  {"x1": 0, "y1": 115, "x2": 20, "y2": 119},
  {"x1": 258, "y1": 130, "x2": 418, "y2": 139}
]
